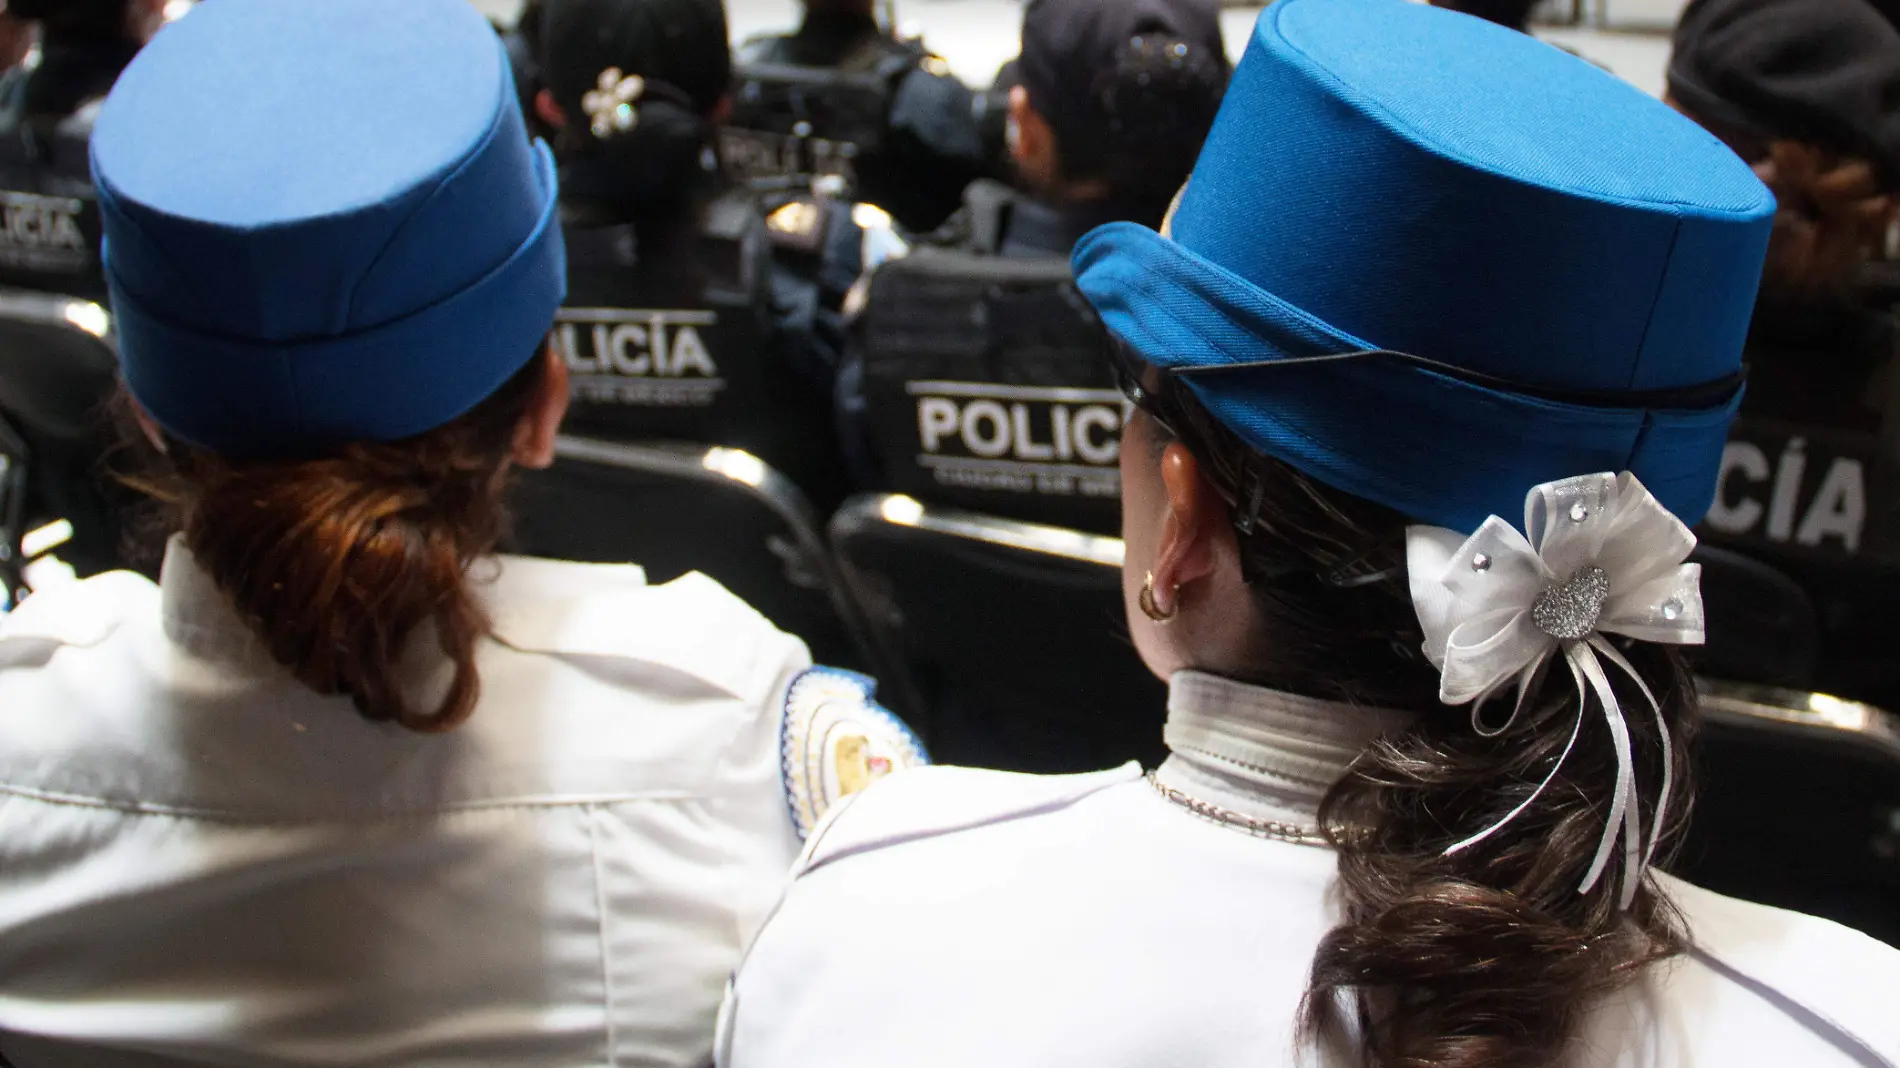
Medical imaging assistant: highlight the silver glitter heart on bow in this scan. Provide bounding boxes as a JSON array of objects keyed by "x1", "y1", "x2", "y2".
[
  {"x1": 1406, "y1": 472, "x2": 1705, "y2": 908},
  {"x1": 583, "y1": 67, "x2": 645, "y2": 139}
]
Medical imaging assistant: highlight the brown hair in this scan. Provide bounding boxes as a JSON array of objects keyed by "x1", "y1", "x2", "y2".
[
  {"x1": 1140, "y1": 374, "x2": 1695, "y2": 1068},
  {"x1": 115, "y1": 352, "x2": 550, "y2": 734},
  {"x1": 1751, "y1": 142, "x2": 1895, "y2": 301},
  {"x1": 1665, "y1": 92, "x2": 1897, "y2": 302}
]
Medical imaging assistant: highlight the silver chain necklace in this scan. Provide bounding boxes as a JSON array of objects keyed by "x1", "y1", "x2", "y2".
[{"x1": 1145, "y1": 770, "x2": 1330, "y2": 847}]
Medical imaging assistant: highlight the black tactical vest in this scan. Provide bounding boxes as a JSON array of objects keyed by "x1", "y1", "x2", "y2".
[
  {"x1": 1696, "y1": 294, "x2": 1900, "y2": 708},
  {"x1": 0, "y1": 88, "x2": 106, "y2": 302},
  {"x1": 856, "y1": 194, "x2": 1123, "y2": 534},
  {"x1": 722, "y1": 31, "x2": 919, "y2": 200},
  {"x1": 557, "y1": 186, "x2": 840, "y2": 496}
]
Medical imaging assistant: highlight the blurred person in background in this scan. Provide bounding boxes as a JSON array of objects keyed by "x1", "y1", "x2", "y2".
[
  {"x1": 984, "y1": 0, "x2": 1228, "y2": 253},
  {"x1": 725, "y1": 0, "x2": 991, "y2": 234},
  {"x1": 833, "y1": 0, "x2": 1228, "y2": 531},
  {"x1": 0, "y1": 0, "x2": 921, "y2": 1062},
  {"x1": 1669, "y1": 0, "x2": 1899, "y2": 429},
  {"x1": 718, "y1": 2, "x2": 1900, "y2": 1065},
  {"x1": 535, "y1": 0, "x2": 869, "y2": 508},
  {"x1": 0, "y1": 0, "x2": 167, "y2": 588},
  {"x1": 0, "y1": 0, "x2": 165, "y2": 300},
  {"x1": 0, "y1": 7, "x2": 34, "y2": 74},
  {"x1": 1666, "y1": 0, "x2": 1900, "y2": 713}
]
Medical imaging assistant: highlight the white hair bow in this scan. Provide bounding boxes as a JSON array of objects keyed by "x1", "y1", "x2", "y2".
[{"x1": 1406, "y1": 472, "x2": 1704, "y2": 909}]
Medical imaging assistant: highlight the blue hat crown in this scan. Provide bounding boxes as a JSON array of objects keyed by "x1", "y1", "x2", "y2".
[
  {"x1": 94, "y1": 0, "x2": 567, "y2": 456},
  {"x1": 1074, "y1": 0, "x2": 1775, "y2": 532}
]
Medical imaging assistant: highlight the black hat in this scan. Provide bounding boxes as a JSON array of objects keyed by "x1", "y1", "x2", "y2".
[
  {"x1": 539, "y1": 0, "x2": 730, "y2": 125},
  {"x1": 1670, "y1": 0, "x2": 1900, "y2": 185},
  {"x1": 1017, "y1": 0, "x2": 1228, "y2": 180}
]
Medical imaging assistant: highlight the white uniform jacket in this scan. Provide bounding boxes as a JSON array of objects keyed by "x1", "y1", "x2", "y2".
[
  {"x1": 0, "y1": 542, "x2": 920, "y2": 1067},
  {"x1": 718, "y1": 672, "x2": 1900, "y2": 1068}
]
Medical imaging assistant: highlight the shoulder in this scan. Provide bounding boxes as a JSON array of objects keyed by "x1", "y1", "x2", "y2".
[
  {"x1": 1657, "y1": 872, "x2": 1900, "y2": 1064},
  {"x1": 482, "y1": 557, "x2": 811, "y2": 710},
  {"x1": 795, "y1": 761, "x2": 1144, "y2": 875},
  {"x1": 777, "y1": 666, "x2": 929, "y2": 839},
  {"x1": 0, "y1": 570, "x2": 155, "y2": 671}
]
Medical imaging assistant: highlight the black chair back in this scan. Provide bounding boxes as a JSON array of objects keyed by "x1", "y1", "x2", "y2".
[
  {"x1": 829, "y1": 494, "x2": 1166, "y2": 773},
  {"x1": 0, "y1": 288, "x2": 120, "y2": 577},
  {"x1": 510, "y1": 437, "x2": 898, "y2": 689},
  {"x1": 1690, "y1": 544, "x2": 1821, "y2": 689},
  {"x1": 1676, "y1": 681, "x2": 1900, "y2": 948}
]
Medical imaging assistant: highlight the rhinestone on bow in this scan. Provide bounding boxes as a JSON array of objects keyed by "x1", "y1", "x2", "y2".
[
  {"x1": 584, "y1": 68, "x2": 645, "y2": 139},
  {"x1": 1530, "y1": 565, "x2": 1610, "y2": 640}
]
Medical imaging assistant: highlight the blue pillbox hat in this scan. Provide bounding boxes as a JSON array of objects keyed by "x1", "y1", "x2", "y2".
[
  {"x1": 93, "y1": 0, "x2": 567, "y2": 457},
  {"x1": 1073, "y1": 0, "x2": 1776, "y2": 533}
]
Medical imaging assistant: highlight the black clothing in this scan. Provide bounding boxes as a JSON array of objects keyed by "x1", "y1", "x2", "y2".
[
  {"x1": 0, "y1": 35, "x2": 136, "y2": 301},
  {"x1": 839, "y1": 181, "x2": 1123, "y2": 533},
  {"x1": 1698, "y1": 288, "x2": 1900, "y2": 709},
  {"x1": 726, "y1": 14, "x2": 988, "y2": 234},
  {"x1": 744, "y1": 10, "x2": 887, "y2": 68},
  {"x1": 0, "y1": 33, "x2": 137, "y2": 581},
  {"x1": 1670, "y1": 0, "x2": 1900, "y2": 183},
  {"x1": 556, "y1": 162, "x2": 857, "y2": 507}
]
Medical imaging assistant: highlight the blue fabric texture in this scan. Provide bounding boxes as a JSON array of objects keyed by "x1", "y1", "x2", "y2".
[
  {"x1": 1072, "y1": 0, "x2": 1775, "y2": 533},
  {"x1": 92, "y1": 0, "x2": 567, "y2": 456}
]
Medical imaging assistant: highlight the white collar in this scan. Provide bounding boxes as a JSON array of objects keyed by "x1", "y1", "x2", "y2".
[
  {"x1": 1154, "y1": 670, "x2": 1411, "y2": 829},
  {"x1": 158, "y1": 536, "x2": 649, "y2": 669}
]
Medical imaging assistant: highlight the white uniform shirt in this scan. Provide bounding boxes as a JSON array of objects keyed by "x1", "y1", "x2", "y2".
[
  {"x1": 719, "y1": 671, "x2": 1900, "y2": 1068},
  {"x1": 0, "y1": 543, "x2": 818, "y2": 1067}
]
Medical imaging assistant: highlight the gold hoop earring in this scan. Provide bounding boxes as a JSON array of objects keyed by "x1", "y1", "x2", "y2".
[{"x1": 1139, "y1": 571, "x2": 1178, "y2": 623}]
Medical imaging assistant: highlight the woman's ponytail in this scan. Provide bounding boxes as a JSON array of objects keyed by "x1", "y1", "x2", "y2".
[
  {"x1": 118, "y1": 352, "x2": 549, "y2": 733},
  {"x1": 1142, "y1": 374, "x2": 1696, "y2": 1068}
]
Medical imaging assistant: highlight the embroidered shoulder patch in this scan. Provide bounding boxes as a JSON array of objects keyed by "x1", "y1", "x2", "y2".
[{"x1": 781, "y1": 667, "x2": 929, "y2": 839}]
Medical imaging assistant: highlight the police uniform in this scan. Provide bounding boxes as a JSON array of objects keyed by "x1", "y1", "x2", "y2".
[
  {"x1": 0, "y1": 1, "x2": 926, "y2": 1062},
  {"x1": 556, "y1": 165, "x2": 861, "y2": 508},
  {"x1": 1668, "y1": 0, "x2": 1900, "y2": 710},
  {"x1": 0, "y1": 34, "x2": 133, "y2": 301},
  {"x1": 0, "y1": 543, "x2": 922, "y2": 1065},
  {"x1": 0, "y1": 34, "x2": 139, "y2": 583},
  {"x1": 718, "y1": 674, "x2": 1900, "y2": 1068},
  {"x1": 725, "y1": 11, "x2": 988, "y2": 235},
  {"x1": 716, "y1": 1, "x2": 1900, "y2": 1061},
  {"x1": 840, "y1": 180, "x2": 1127, "y2": 533}
]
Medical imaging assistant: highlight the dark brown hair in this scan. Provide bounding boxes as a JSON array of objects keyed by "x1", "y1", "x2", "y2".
[
  {"x1": 114, "y1": 352, "x2": 550, "y2": 734},
  {"x1": 1140, "y1": 372, "x2": 1695, "y2": 1068},
  {"x1": 1751, "y1": 142, "x2": 1895, "y2": 301},
  {"x1": 1665, "y1": 93, "x2": 1897, "y2": 302}
]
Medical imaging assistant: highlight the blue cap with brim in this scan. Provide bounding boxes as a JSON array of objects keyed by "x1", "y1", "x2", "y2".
[
  {"x1": 1073, "y1": 0, "x2": 1776, "y2": 534},
  {"x1": 93, "y1": 0, "x2": 567, "y2": 457}
]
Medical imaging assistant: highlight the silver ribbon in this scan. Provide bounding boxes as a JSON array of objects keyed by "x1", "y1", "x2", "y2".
[{"x1": 1406, "y1": 473, "x2": 1703, "y2": 908}]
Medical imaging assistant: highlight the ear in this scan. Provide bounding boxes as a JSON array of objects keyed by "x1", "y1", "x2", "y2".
[
  {"x1": 1007, "y1": 85, "x2": 1049, "y2": 170},
  {"x1": 512, "y1": 343, "x2": 569, "y2": 470},
  {"x1": 1147, "y1": 441, "x2": 1228, "y2": 616},
  {"x1": 535, "y1": 88, "x2": 568, "y2": 131},
  {"x1": 709, "y1": 93, "x2": 734, "y2": 127}
]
